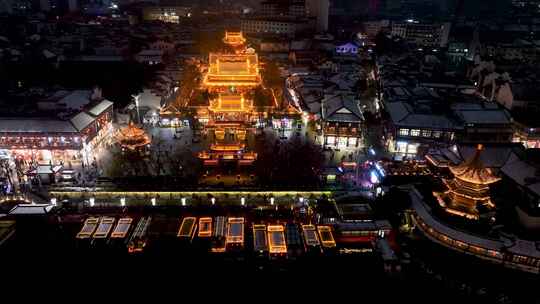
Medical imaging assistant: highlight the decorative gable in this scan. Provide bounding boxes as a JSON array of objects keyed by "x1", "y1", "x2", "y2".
[{"x1": 336, "y1": 107, "x2": 352, "y2": 114}]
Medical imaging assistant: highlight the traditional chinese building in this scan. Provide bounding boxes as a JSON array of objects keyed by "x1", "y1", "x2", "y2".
[
  {"x1": 116, "y1": 122, "x2": 151, "y2": 154},
  {"x1": 433, "y1": 144, "x2": 501, "y2": 220},
  {"x1": 196, "y1": 31, "x2": 265, "y2": 167},
  {"x1": 0, "y1": 90, "x2": 113, "y2": 165}
]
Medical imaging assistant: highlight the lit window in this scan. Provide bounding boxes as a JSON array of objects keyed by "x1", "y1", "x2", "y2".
[
  {"x1": 407, "y1": 143, "x2": 419, "y2": 154},
  {"x1": 433, "y1": 131, "x2": 441, "y2": 138},
  {"x1": 422, "y1": 130, "x2": 431, "y2": 137},
  {"x1": 399, "y1": 128, "x2": 409, "y2": 136},
  {"x1": 410, "y1": 129, "x2": 420, "y2": 137},
  {"x1": 396, "y1": 141, "x2": 407, "y2": 153}
]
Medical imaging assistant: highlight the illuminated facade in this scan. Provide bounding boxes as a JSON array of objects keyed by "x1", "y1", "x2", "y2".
[
  {"x1": 0, "y1": 98, "x2": 113, "y2": 164},
  {"x1": 115, "y1": 122, "x2": 151, "y2": 153},
  {"x1": 197, "y1": 32, "x2": 265, "y2": 167},
  {"x1": 433, "y1": 144, "x2": 501, "y2": 220}
]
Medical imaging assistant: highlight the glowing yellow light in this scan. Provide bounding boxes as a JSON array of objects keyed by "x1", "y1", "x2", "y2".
[
  {"x1": 111, "y1": 217, "x2": 133, "y2": 238},
  {"x1": 198, "y1": 217, "x2": 213, "y2": 237},
  {"x1": 268, "y1": 225, "x2": 287, "y2": 254},
  {"x1": 76, "y1": 217, "x2": 99, "y2": 239},
  {"x1": 317, "y1": 225, "x2": 336, "y2": 248},
  {"x1": 178, "y1": 217, "x2": 197, "y2": 239}
]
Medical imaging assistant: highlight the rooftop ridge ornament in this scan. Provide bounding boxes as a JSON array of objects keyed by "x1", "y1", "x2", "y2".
[
  {"x1": 449, "y1": 143, "x2": 500, "y2": 185},
  {"x1": 116, "y1": 121, "x2": 151, "y2": 151},
  {"x1": 433, "y1": 143, "x2": 501, "y2": 220},
  {"x1": 223, "y1": 31, "x2": 246, "y2": 48}
]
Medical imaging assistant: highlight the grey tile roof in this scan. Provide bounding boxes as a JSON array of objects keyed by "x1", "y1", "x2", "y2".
[
  {"x1": 322, "y1": 94, "x2": 364, "y2": 122},
  {"x1": 0, "y1": 119, "x2": 77, "y2": 133},
  {"x1": 70, "y1": 112, "x2": 95, "y2": 132},
  {"x1": 87, "y1": 99, "x2": 113, "y2": 117}
]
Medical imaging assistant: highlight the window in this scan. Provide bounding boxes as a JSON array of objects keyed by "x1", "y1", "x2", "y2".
[
  {"x1": 338, "y1": 137, "x2": 348, "y2": 148},
  {"x1": 422, "y1": 130, "x2": 431, "y2": 137},
  {"x1": 433, "y1": 131, "x2": 441, "y2": 138},
  {"x1": 399, "y1": 128, "x2": 409, "y2": 136},
  {"x1": 396, "y1": 141, "x2": 407, "y2": 153},
  {"x1": 407, "y1": 143, "x2": 419, "y2": 154},
  {"x1": 326, "y1": 136, "x2": 335, "y2": 145},
  {"x1": 410, "y1": 129, "x2": 420, "y2": 137}
]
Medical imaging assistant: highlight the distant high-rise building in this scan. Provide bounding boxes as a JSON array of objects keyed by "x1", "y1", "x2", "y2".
[
  {"x1": 0, "y1": 0, "x2": 13, "y2": 13},
  {"x1": 392, "y1": 20, "x2": 452, "y2": 47},
  {"x1": 260, "y1": 0, "x2": 306, "y2": 17},
  {"x1": 306, "y1": 0, "x2": 328, "y2": 32},
  {"x1": 40, "y1": 0, "x2": 50, "y2": 11},
  {"x1": 68, "y1": 0, "x2": 76, "y2": 11}
]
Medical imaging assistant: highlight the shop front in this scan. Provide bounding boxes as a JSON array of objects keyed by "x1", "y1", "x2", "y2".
[{"x1": 324, "y1": 135, "x2": 360, "y2": 149}]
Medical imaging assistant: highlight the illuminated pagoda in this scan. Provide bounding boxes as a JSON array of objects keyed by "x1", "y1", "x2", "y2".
[
  {"x1": 116, "y1": 122, "x2": 151, "y2": 153},
  {"x1": 433, "y1": 144, "x2": 501, "y2": 220},
  {"x1": 197, "y1": 31, "x2": 264, "y2": 167},
  {"x1": 222, "y1": 31, "x2": 247, "y2": 50}
]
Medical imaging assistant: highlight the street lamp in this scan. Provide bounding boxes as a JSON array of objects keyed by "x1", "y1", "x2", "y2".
[
  {"x1": 211, "y1": 197, "x2": 215, "y2": 205},
  {"x1": 132, "y1": 94, "x2": 141, "y2": 124},
  {"x1": 270, "y1": 197, "x2": 274, "y2": 205},
  {"x1": 181, "y1": 197, "x2": 186, "y2": 206},
  {"x1": 151, "y1": 197, "x2": 156, "y2": 206},
  {"x1": 241, "y1": 197, "x2": 245, "y2": 206},
  {"x1": 120, "y1": 197, "x2": 126, "y2": 207},
  {"x1": 89, "y1": 197, "x2": 95, "y2": 207}
]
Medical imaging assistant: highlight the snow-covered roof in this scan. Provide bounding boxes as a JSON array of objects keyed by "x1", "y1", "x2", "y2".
[
  {"x1": 385, "y1": 101, "x2": 457, "y2": 129},
  {"x1": 0, "y1": 119, "x2": 77, "y2": 133},
  {"x1": 9, "y1": 204, "x2": 54, "y2": 215},
  {"x1": 70, "y1": 112, "x2": 95, "y2": 131},
  {"x1": 411, "y1": 187, "x2": 540, "y2": 260},
  {"x1": 457, "y1": 109, "x2": 511, "y2": 125},
  {"x1": 322, "y1": 93, "x2": 364, "y2": 122},
  {"x1": 87, "y1": 99, "x2": 113, "y2": 117},
  {"x1": 58, "y1": 90, "x2": 91, "y2": 111},
  {"x1": 501, "y1": 152, "x2": 540, "y2": 196}
]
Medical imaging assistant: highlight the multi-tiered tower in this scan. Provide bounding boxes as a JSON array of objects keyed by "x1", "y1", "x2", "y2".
[
  {"x1": 198, "y1": 32, "x2": 260, "y2": 167},
  {"x1": 433, "y1": 144, "x2": 501, "y2": 220}
]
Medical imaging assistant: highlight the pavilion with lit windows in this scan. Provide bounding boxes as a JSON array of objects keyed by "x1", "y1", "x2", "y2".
[
  {"x1": 433, "y1": 144, "x2": 501, "y2": 220},
  {"x1": 115, "y1": 122, "x2": 151, "y2": 154},
  {"x1": 196, "y1": 31, "x2": 267, "y2": 167}
]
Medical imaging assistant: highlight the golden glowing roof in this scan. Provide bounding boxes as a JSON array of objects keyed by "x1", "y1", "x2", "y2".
[
  {"x1": 116, "y1": 122, "x2": 151, "y2": 150},
  {"x1": 209, "y1": 93, "x2": 252, "y2": 112},
  {"x1": 210, "y1": 143, "x2": 244, "y2": 152},
  {"x1": 204, "y1": 53, "x2": 261, "y2": 87},
  {"x1": 449, "y1": 145, "x2": 501, "y2": 185},
  {"x1": 223, "y1": 31, "x2": 246, "y2": 47}
]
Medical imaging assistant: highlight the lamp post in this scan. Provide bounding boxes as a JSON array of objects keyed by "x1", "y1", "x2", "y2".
[{"x1": 132, "y1": 94, "x2": 141, "y2": 124}]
